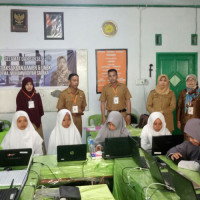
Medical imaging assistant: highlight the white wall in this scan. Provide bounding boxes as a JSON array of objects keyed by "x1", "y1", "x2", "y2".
[{"x1": 0, "y1": 6, "x2": 200, "y2": 148}]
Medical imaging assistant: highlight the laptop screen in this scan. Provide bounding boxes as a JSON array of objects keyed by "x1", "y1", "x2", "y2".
[
  {"x1": 57, "y1": 144, "x2": 87, "y2": 162},
  {"x1": 152, "y1": 135, "x2": 184, "y2": 155},
  {"x1": 0, "y1": 148, "x2": 32, "y2": 167}
]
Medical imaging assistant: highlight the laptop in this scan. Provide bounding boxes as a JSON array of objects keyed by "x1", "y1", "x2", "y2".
[
  {"x1": 129, "y1": 137, "x2": 148, "y2": 168},
  {"x1": 141, "y1": 148, "x2": 173, "y2": 187},
  {"x1": 103, "y1": 137, "x2": 134, "y2": 159},
  {"x1": 57, "y1": 144, "x2": 87, "y2": 162},
  {"x1": 166, "y1": 165, "x2": 200, "y2": 198},
  {"x1": 0, "y1": 148, "x2": 32, "y2": 167},
  {"x1": 0, "y1": 153, "x2": 33, "y2": 200},
  {"x1": 152, "y1": 135, "x2": 184, "y2": 155}
]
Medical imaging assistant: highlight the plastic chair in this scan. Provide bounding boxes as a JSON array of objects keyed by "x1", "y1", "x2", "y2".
[
  {"x1": 88, "y1": 114, "x2": 102, "y2": 126},
  {"x1": 0, "y1": 120, "x2": 11, "y2": 129}
]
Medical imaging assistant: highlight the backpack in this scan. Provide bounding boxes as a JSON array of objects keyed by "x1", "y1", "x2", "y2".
[{"x1": 135, "y1": 114, "x2": 149, "y2": 128}]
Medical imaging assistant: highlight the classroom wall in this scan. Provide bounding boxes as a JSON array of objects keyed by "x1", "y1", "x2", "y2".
[{"x1": 0, "y1": 6, "x2": 200, "y2": 147}]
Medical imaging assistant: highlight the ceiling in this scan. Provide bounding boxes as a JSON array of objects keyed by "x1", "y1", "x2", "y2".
[{"x1": 0, "y1": 0, "x2": 200, "y2": 6}]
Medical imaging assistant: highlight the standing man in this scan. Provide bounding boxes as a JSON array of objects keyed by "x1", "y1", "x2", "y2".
[
  {"x1": 100, "y1": 69, "x2": 132, "y2": 125},
  {"x1": 57, "y1": 73, "x2": 87, "y2": 135}
]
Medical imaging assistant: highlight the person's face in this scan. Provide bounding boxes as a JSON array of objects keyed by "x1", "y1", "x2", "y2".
[
  {"x1": 58, "y1": 58, "x2": 67, "y2": 70},
  {"x1": 186, "y1": 77, "x2": 196, "y2": 89},
  {"x1": 188, "y1": 136, "x2": 200, "y2": 146},
  {"x1": 108, "y1": 122, "x2": 117, "y2": 131},
  {"x1": 108, "y1": 71, "x2": 118, "y2": 84},
  {"x1": 62, "y1": 113, "x2": 71, "y2": 128},
  {"x1": 17, "y1": 116, "x2": 28, "y2": 130},
  {"x1": 153, "y1": 118, "x2": 162, "y2": 132},
  {"x1": 69, "y1": 76, "x2": 79, "y2": 89},
  {"x1": 25, "y1": 82, "x2": 33, "y2": 92},
  {"x1": 158, "y1": 77, "x2": 168, "y2": 88}
]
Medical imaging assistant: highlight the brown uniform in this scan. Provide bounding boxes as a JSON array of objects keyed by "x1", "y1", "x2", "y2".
[
  {"x1": 177, "y1": 89, "x2": 200, "y2": 131},
  {"x1": 57, "y1": 87, "x2": 87, "y2": 135},
  {"x1": 99, "y1": 82, "x2": 132, "y2": 118},
  {"x1": 146, "y1": 89, "x2": 176, "y2": 132}
]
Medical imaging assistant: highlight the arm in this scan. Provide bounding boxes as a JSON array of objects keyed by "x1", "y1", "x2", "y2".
[
  {"x1": 101, "y1": 101, "x2": 106, "y2": 124},
  {"x1": 56, "y1": 92, "x2": 65, "y2": 111},
  {"x1": 163, "y1": 91, "x2": 176, "y2": 114},
  {"x1": 177, "y1": 91, "x2": 184, "y2": 129},
  {"x1": 125, "y1": 99, "x2": 131, "y2": 125},
  {"x1": 140, "y1": 126, "x2": 152, "y2": 150},
  {"x1": 38, "y1": 94, "x2": 44, "y2": 117},
  {"x1": 81, "y1": 92, "x2": 87, "y2": 113},
  {"x1": 16, "y1": 93, "x2": 26, "y2": 111},
  {"x1": 146, "y1": 91, "x2": 154, "y2": 113}
]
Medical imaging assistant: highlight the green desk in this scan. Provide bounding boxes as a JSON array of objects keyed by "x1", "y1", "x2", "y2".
[
  {"x1": 34, "y1": 184, "x2": 115, "y2": 200},
  {"x1": 113, "y1": 155, "x2": 200, "y2": 200},
  {"x1": 33, "y1": 154, "x2": 114, "y2": 186}
]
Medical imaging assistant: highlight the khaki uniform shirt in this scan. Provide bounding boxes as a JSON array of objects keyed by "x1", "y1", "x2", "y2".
[
  {"x1": 99, "y1": 82, "x2": 132, "y2": 111},
  {"x1": 146, "y1": 89, "x2": 176, "y2": 132},
  {"x1": 57, "y1": 87, "x2": 87, "y2": 113}
]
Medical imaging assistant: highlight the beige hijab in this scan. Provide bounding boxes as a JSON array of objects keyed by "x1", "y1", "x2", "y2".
[{"x1": 155, "y1": 74, "x2": 170, "y2": 95}]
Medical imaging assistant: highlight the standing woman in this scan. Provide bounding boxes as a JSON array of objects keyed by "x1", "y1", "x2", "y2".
[
  {"x1": 146, "y1": 74, "x2": 176, "y2": 132},
  {"x1": 16, "y1": 77, "x2": 46, "y2": 154},
  {"x1": 177, "y1": 74, "x2": 200, "y2": 133}
]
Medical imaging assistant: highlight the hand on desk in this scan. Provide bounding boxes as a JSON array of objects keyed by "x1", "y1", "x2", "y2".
[
  {"x1": 171, "y1": 152, "x2": 182, "y2": 160},
  {"x1": 95, "y1": 145, "x2": 102, "y2": 152}
]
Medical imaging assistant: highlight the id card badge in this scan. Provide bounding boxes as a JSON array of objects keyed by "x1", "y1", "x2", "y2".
[
  {"x1": 72, "y1": 106, "x2": 78, "y2": 113},
  {"x1": 113, "y1": 97, "x2": 119, "y2": 104},
  {"x1": 188, "y1": 107, "x2": 194, "y2": 115},
  {"x1": 28, "y1": 100, "x2": 35, "y2": 109}
]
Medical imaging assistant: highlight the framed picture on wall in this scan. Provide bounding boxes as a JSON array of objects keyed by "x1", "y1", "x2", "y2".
[
  {"x1": 96, "y1": 49, "x2": 128, "y2": 93},
  {"x1": 11, "y1": 9, "x2": 28, "y2": 32},
  {"x1": 44, "y1": 12, "x2": 64, "y2": 40}
]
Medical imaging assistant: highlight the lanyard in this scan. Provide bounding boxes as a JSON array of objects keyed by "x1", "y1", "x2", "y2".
[
  {"x1": 70, "y1": 93, "x2": 78, "y2": 104},
  {"x1": 22, "y1": 90, "x2": 35, "y2": 100},
  {"x1": 112, "y1": 87, "x2": 118, "y2": 96}
]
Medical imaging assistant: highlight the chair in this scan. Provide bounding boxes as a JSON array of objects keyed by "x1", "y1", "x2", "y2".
[
  {"x1": 88, "y1": 114, "x2": 102, "y2": 126},
  {"x1": 0, "y1": 120, "x2": 11, "y2": 129}
]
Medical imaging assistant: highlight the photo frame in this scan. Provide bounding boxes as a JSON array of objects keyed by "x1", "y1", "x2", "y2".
[
  {"x1": 11, "y1": 9, "x2": 28, "y2": 32},
  {"x1": 96, "y1": 49, "x2": 128, "y2": 93},
  {"x1": 44, "y1": 12, "x2": 64, "y2": 40}
]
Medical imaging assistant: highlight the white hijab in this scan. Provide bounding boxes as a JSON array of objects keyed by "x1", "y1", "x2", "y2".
[
  {"x1": 48, "y1": 109, "x2": 82, "y2": 155},
  {"x1": 140, "y1": 112, "x2": 171, "y2": 150},
  {"x1": 1, "y1": 111, "x2": 43, "y2": 155}
]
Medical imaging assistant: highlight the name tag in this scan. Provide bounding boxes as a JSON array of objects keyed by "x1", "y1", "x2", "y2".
[
  {"x1": 188, "y1": 107, "x2": 194, "y2": 115},
  {"x1": 28, "y1": 101, "x2": 35, "y2": 109},
  {"x1": 72, "y1": 106, "x2": 78, "y2": 113},
  {"x1": 113, "y1": 97, "x2": 119, "y2": 104}
]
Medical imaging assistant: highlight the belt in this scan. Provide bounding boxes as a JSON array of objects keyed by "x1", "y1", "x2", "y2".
[
  {"x1": 72, "y1": 113, "x2": 83, "y2": 116},
  {"x1": 108, "y1": 108, "x2": 126, "y2": 113}
]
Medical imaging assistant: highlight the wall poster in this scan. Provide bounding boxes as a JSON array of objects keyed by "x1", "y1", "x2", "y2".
[{"x1": 96, "y1": 49, "x2": 127, "y2": 93}]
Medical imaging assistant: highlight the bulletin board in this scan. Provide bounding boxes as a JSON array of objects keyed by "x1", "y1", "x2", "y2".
[{"x1": 96, "y1": 49, "x2": 127, "y2": 93}]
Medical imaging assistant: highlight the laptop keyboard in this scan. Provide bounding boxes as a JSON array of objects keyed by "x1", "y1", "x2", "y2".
[
  {"x1": 196, "y1": 194, "x2": 200, "y2": 200},
  {"x1": 0, "y1": 170, "x2": 27, "y2": 186},
  {"x1": 140, "y1": 157, "x2": 148, "y2": 168},
  {"x1": 162, "y1": 172, "x2": 173, "y2": 186}
]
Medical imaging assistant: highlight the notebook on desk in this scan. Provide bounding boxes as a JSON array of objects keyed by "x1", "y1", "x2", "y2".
[
  {"x1": 0, "y1": 148, "x2": 32, "y2": 167},
  {"x1": 103, "y1": 136, "x2": 136, "y2": 160},
  {"x1": 0, "y1": 153, "x2": 32, "y2": 200},
  {"x1": 57, "y1": 144, "x2": 87, "y2": 162},
  {"x1": 166, "y1": 165, "x2": 200, "y2": 199},
  {"x1": 152, "y1": 135, "x2": 184, "y2": 155}
]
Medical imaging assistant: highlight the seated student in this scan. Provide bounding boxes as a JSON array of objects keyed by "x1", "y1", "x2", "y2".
[
  {"x1": 140, "y1": 112, "x2": 171, "y2": 150},
  {"x1": 94, "y1": 111, "x2": 131, "y2": 151},
  {"x1": 48, "y1": 109, "x2": 82, "y2": 155},
  {"x1": 1, "y1": 111, "x2": 43, "y2": 155},
  {"x1": 167, "y1": 118, "x2": 200, "y2": 170}
]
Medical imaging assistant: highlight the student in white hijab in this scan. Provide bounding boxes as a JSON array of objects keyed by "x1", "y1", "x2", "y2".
[
  {"x1": 1, "y1": 111, "x2": 43, "y2": 155},
  {"x1": 94, "y1": 111, "x2": 131, "y2": 151},
  {"x1": 48, "y1": 109, "x2": 82, "y2": 155},
  {"x1": 140, "y1": 112, "x2": 171, "y2": 150}
]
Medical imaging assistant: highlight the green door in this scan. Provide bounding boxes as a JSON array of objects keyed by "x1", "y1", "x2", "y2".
[{"x1": 156, "y1": 53, "x2": 198, "y2": 134}]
